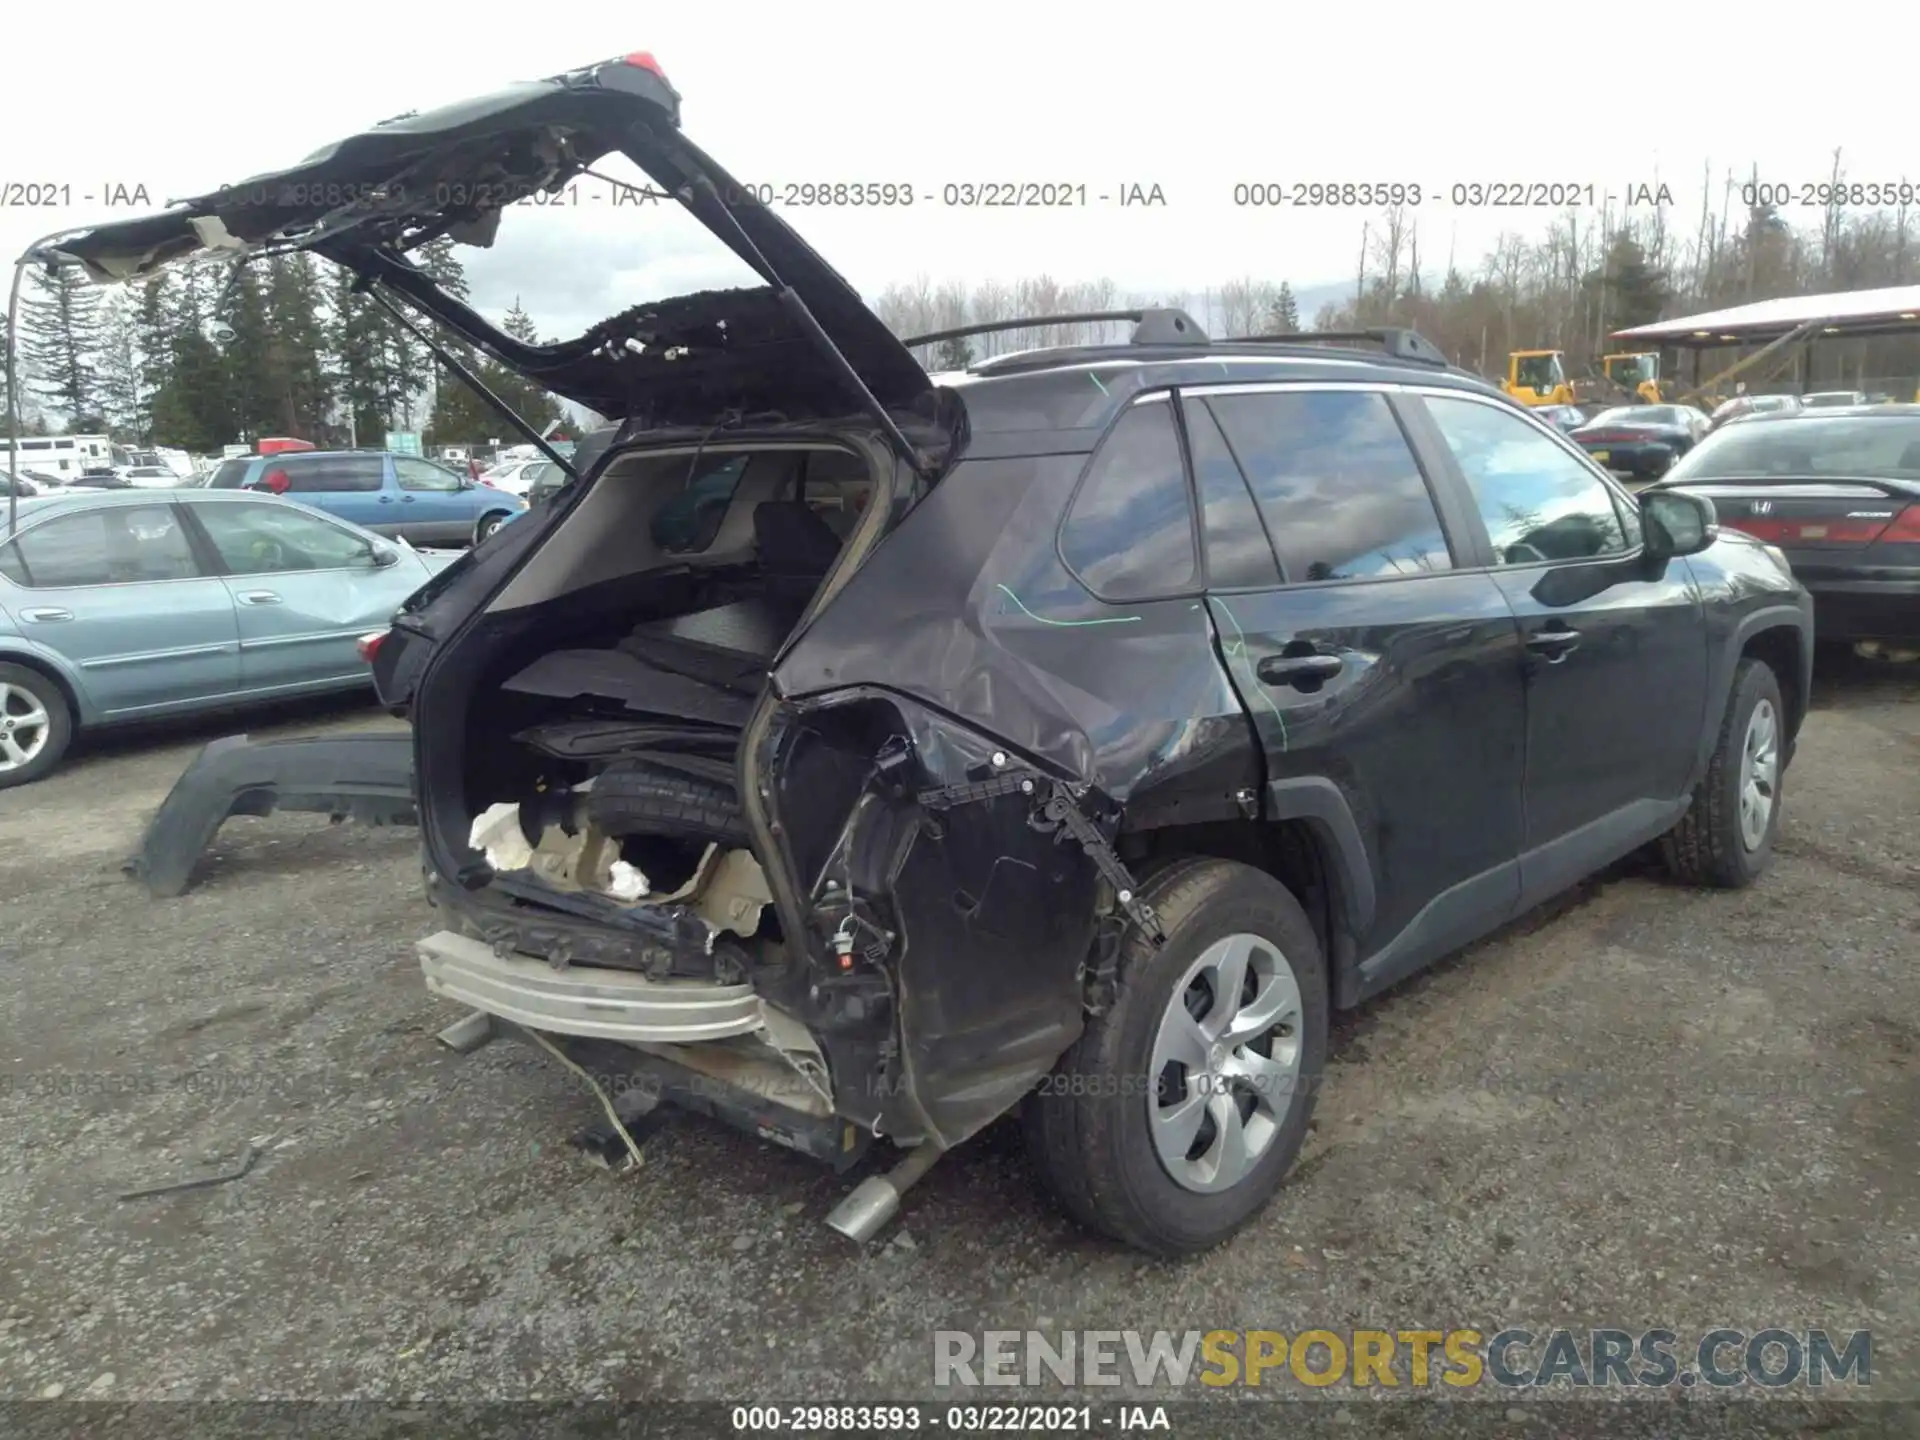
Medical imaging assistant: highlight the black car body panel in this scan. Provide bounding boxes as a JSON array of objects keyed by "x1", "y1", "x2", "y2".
[{"x1": 377, "y1": 350, "x2": 1811, "y2": 1155}]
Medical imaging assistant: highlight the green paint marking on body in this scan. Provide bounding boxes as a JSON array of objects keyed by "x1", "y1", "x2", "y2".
[
  {"x1": 1211, "y1": 599, "x2": 1288, "y2": 751},
  {"x1": 996, "y1": 583, "x2": 1142, "y2": 627}
]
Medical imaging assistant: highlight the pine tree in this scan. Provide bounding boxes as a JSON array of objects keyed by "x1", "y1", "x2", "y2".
[
  {"x1": 1602, "y1": 232, "x2": 1668, "y2": 331},
  {"x1": 1267, "y1": 282, "x2": 1302, "y2": 333},
  {"x1": 488, "y1": 298, "x2": 567, "y2": 432},
  {"x1": 95, "y1": 293, "x2": 145, "y2": 439},
  {"x1": 221, "y1": 262, "x2": 275, "y2": 439},
  {"x1": 262, "y1": 254, "x2": 331, "y2": 438},
  {"x1": 19, "y1": 263, "x2": 106, "y2": 428},
  {"x1": 133, "y1": 274, "x2": 172, "y2": 438},
  {"x1": 147, "y1": 263, "x2": 233, "y2": 451},
  {"x1": 328, "y1": 268, "x2": 391, "y2": 446}
]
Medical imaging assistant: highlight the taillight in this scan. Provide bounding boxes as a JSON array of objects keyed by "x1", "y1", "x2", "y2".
[
  {"x1": 357, "y1": 631, "x2": 387, "y2": 663},
  {"x1": 623, "y1": 51, "x2": 666, "y2": 78},
  {"x1": 1882, "y1": 504, "x2": 1920, "y2": 542}
]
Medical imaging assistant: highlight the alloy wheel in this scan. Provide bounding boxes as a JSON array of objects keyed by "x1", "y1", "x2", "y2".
[
  {"x1": 0, "y1": 681, "x2": 52, "y2": 772},
  {"x1": 1148, "y1": 933, "x2": 1304, "y2": 1194},
  {"x1": 1739, "y1": 697, "x2": 1780, "y2": 851}
]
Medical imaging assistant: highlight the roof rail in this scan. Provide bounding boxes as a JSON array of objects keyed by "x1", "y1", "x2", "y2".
[
  {"x1": 1228, "y1": 327, "x2": 1450, "y2": 367},
  {"x1": 901, "y1": 308, "x2": 1209, "y2": 350}
]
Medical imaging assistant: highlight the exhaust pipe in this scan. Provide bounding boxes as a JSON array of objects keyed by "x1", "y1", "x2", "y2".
[{"x1": 825, "y1": 1143, "x2": 943, "y2": 1244}]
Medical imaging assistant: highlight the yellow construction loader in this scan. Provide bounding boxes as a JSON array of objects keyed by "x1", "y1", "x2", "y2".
[
  {"x1": 1500, "y1": 350, "x2": 1576, "y2": 406},
  {"x1": 1599, "y1": 352, "x2": 1663, "y2": 403}
]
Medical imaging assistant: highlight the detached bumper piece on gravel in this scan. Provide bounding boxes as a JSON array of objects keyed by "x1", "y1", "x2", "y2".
[{"x1": 127, "y1": 732, "x2": 417, "y2": 897}]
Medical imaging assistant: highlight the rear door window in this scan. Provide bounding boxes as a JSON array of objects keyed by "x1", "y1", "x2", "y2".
[
  {"x1": 1205, "y1": 390, "x2": 1455, "y2": 582},
  {"x1": 0, "y1": 505, "x2": 201, "y2": 586},
  {"x1": 1059, "y1": 399, "x2": 1200, "y2": 601},
  {"x1": 278, "y1": 455, "x2": 386, "y2": 493},
  {"x1": 1180, "y1": 396, "x2": 1281, "y2": 589},
  {"x1": 208, "y1": 458, "x2": 254, "y2": 489},
  {"x1": 393, "y1": 457, "x2": 464, "y2": 492},
  {"x1": 651, "y1": 454, "x2": 750, "y2": 553},
  {"x1": 799, "y1": 452, "x2": 873, "y2": 538}
]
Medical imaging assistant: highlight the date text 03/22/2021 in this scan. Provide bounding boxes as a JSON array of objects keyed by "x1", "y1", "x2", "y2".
[
  {"x1": 543, "y1": 180, "x2": 1173, "y2": 208},
  {"x1": 731, "y1": 1404, "x2": 1170, "y2": 1433},
  {"x1": 1229, "y1": 180, "x2": 1679, "y2": 208}
]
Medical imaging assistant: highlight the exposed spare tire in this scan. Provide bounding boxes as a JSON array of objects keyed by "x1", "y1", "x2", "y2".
[{"x1": 586, "y1": 759, "x2": 748, "y2": 845}]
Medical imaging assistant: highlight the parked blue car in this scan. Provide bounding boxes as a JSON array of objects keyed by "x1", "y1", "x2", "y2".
[
  {"x1": 0, "y1": 488, "x2": 460, "y2": 787},
  {"x1": 207, "y1": 450, "x2": 525, "y2": 545}
]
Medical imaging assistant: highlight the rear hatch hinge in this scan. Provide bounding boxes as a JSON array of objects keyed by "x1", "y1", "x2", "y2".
[{"x1": 917, "y1": 771, "x2": 1164, "y2": 945}]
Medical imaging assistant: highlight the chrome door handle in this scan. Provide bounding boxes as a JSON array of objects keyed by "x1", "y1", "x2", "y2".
[
  {"x1": 1257, "y1": 652, "x2": 1344, "y2": 688},
  {"x1": 19, "y1": 606, "x2": 73, "y2": 622},
  {"x1": 237, "y1": 590, "x2": 283, "y2": 605},
  {"x1": 1525, "y1": 625, "x2": 1581, "y2": 661}
]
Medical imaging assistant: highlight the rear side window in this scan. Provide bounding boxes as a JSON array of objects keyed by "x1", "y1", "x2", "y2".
[
  {"x1": 1206, "y1": 390, "x2": 1454, "y2": 582},
  {"x1": 1060, "y1": 400, "x2": 1199, "y2": 601},
  {"x1": 650, "y1": 454, "x2": 751, "y2": 554},
  {"x1": 1181, "y1": 397, "x2": 1281, "y2": 589},
  {"x1": 0, "y1": 505, "x2": 199, "y2": 587},
  {"x1": 276, "y1": 455, "x2": 385, "y2": 493},
  {"x1": 208, "y1": 458, "x2": 253, "y2": 489}
]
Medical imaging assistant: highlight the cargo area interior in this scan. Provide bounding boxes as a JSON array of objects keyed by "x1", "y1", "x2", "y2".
[{"x1": 453, "y1": 440, "x2": 881, "y2": 963}]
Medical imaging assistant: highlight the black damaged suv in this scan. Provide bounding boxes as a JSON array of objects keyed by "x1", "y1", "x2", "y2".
[{"x1": 59, "y1": 54, "x2": 1813, "y2": 1255}]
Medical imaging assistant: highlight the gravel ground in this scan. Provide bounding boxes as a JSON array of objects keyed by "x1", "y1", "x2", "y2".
[{"x1": 0, "y1": 656, "x2": 1914, "y2": 1422}]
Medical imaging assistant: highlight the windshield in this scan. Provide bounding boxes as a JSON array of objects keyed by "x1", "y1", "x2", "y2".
[
  {"x1": 1514, "y1": 354, "x2": 1563, "y2": 390},
  {"x1": 1607, "y1": 355, "x2": 1655, "y2": 386},
  {"x1": 1667, "y1": 414, "x2": 1920, "y2": 481}
]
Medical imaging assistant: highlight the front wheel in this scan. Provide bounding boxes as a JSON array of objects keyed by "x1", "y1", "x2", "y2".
[
  {"x1": 1023, "y1": 857, "x2": 1329, "y2": 1257},
  {"x1": 1660, "y1": 658, "x2": 1785, "y2": 888}
]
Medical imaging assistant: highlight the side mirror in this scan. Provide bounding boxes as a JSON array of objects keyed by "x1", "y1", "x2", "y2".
[
  {"x1": 369, "y1": 544, "x2": 400, "y2": 568},
  {"x1": 1641, "y1": 489, "x2": 1718, "y2": 560}
]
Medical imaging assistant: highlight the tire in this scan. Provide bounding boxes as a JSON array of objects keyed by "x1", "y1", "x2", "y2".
[
  {"x1": 1023, "y1": 857, "x2": 1329, "y2": 1257},
  {"x1": 1660, "y1": 657, "x2": 1785, "y2": 888},
  {"x1": 586, "y1": 759, "x2": 747, "y2": 845},
  {"x1": 0, "y1": 662, "x2": 74, "y2": 789},
  {"x1": 473, "y1": 510, "x2": 511, "y2": 544}
]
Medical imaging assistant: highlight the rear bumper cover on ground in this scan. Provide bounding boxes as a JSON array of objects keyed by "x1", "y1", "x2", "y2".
[{"x1": 128, "y1": 731, "x2": 417, "y2": 897}]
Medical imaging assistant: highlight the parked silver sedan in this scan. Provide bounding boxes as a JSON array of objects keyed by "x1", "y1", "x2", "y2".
[{"x1": 0, "y1": 488, "x2": 459, "y2": 787}]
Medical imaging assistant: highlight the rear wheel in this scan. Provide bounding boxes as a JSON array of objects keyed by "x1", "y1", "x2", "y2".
[
  {"x1": 1660, "y1": 658, "x2": 1784, "y2": 888},
  {"x1": 0, "y1": 663, "x2": 73, "y2": 789},
  {"x1": 473, "y1": 510, "x2": 511, "y2": 544},
  {"x1": 1023, "y1": 857, "x2": 1328, "y2": 1257}
]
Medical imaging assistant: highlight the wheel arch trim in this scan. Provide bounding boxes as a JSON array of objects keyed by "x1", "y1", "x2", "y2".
[{"x1": 1264, "y1": 776, "x2": 1376, "y2": 937}]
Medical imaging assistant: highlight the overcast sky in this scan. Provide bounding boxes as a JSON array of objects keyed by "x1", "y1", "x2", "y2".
[{"x1": 0, "y1": 3, "x2": 1900, "y2": 341}]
